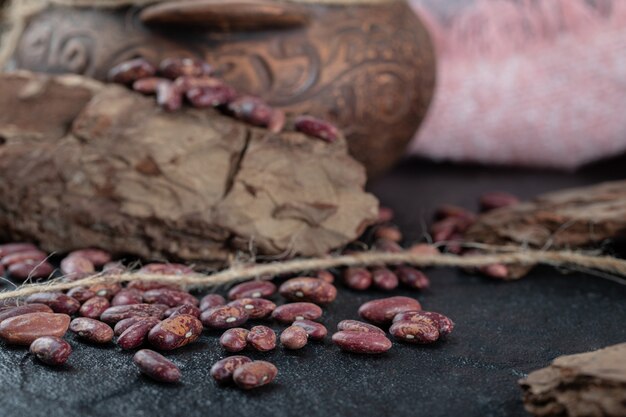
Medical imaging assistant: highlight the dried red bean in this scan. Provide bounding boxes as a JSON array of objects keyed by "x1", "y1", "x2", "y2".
[
  {"x1": 479, "y1": 263, "x2": 510, "y2": 279},
  {"x1": 111, "y1": 289, "x2": 143, "y2": 306},
  {"x1": 26, "y1": 293, "x2": 80, "y2": 315},
  {"x1": 227, "y1": 96, "x2": 274, "y2": 127},
  {"x1": 373, "y1": 238, "x2": 403, "y2": 253},
  {"x1": 220, "y1": 328, "x2": 249, "y2": 352},
  {"x1": 60, "y1": 255, "x2": 95, "y2": 278},
  {"x1": 8, "y1": 261, "x2": 54, "y2": 281},
  {"x1": 210, "y1": 355, "x2": 252, "y2": 384},
  {"x1": 316, "y1": 270, "x2": 334, "y2": 284},
  {"x1": 292, "y1": 319, "x2": 327, "y2": 341},
  {"x1": 114, "y1": 316, "x2": 160, "y2": 337},
  {"x1": 167, "y1": 304, "x2": 201, "y2": 319},
  {"x1": 118, "y1": 319, "x2": 161, "y2": 350},
  {"x1": 199, "y1": 294, "x2": 226, "y2": 311},
  {"x1": 0, "y1": 243, "x2": 38, "y2": 258},
  {"x1": 393, "y1": 311, "x2": 454, "y2": 337},
  {"x1": 294, "y1": 115, "x2": 340, "y2": 143},
  {"x1": 374, "y1": 226, "x2": 402, "y2": 242},
  {"x1": 371, "y1": 267, "x2": 399, "y2": 291},
  {"x1": 246, "y1": 326, "x2": 276, "y2": 352},
  {"x1": 332, "y1": 331, "x2": 392, "y2": 354},
  {"x1": 479, "y1": 191, "x2": 520, "y2": 212},
  {"x1": 280, "y1": 326, "x2": 308, "y2": 350},
  {"x1": 0, "y1": 304, "x2": 53, "y2": 323},
  {"x1": 201, "y1": 305, "x2": 249, "y2": 329},
  {"x1": 100, "y1": 304, "x2": 169, "y2": 324},
  {"x1": 156, "y1": 82, "x2": 183, "y2": 112},
  {"x1": 138, "y1": 263, "x2": 193, "y2": 276},
  {"x1": 67, "y1": 249, "x2": 111, "y2": 267},
  {"x1": 0, "y1": 313, "x2": 70, "y2": 345},
  {"x1": 69, "y1": 318, "x2": 114, "y2": 344},
  {"x1": 159, "y1": 57, "x2": 212, "y2": 79},
  {"x1": 142, "y1": 288, "x2": 198, "y2": 307},
  {"x1": 395, "y1": 267, "x2": 430, "y2": 290},
  {"x1": 279, "y1": 277, "x2": 337, "y2": 305},
  {"x1": 67, "y1": 287, "x2": 96, "y2": 303},
  {"x1": 29, "y1": 336, "x2": 72, "y2": 366},
  {"x1": 133, "y1": 349, "x2": 181, "y2": 383},
  {"x1": 108, "y1": 58, "x2": 156, "y2": 84},
  {"x1": 233, "y1": 361, "x2": 278, "y2": 390},
  {"x1": 228, "y1": 280, "x2": 276, "y2": 300},
  {"x1": 1, "y1": 249, "x2": 47, "y2": 267},
  {"x1": 79, "y1": 296, "x2": 110, "y2": 319},
  {"x1": 186, "y1": 85, "x2": 237, "y2": 108},
  {"x1": 148, "y1": 314, "x2": 203, "y2": 351},
  {"x1": 102, "y1": 262, "x2": 126, "y2": 275},
  {"x1": 389, "y1": 320, "x2": 439, "y2": 344},
  {"x1": 377, "y1": 206, "x2": 395, "y2": 223},
  {"x1": 358, "y1": 296, "x2": 422, "y2": 324},
  {"x1": 132, "y1": 77, "x2": 169, "y2": 95},
  {"x1": 343, "y1": 267, "x2": 372, "y2": 291},
  {"x1": 408, "y1": 243, "x2": 440, "y2": 256},
  {"x1": 337, "y1": 320, "x2": 385, "y2": 335},
  {"x1": 271, "y1": 302, "x2": 322, "y2": 323},
  {"x1": 228, "y1": 298, "x2": 276, "y2": 319}
]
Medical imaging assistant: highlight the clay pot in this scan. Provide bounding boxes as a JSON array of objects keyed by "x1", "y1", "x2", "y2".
[{"x1": 7, "y1": 0, "x2": 435, "y2": 175}]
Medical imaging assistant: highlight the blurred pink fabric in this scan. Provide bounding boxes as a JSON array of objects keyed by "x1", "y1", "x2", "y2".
[{"x1": 408, "y1": 0, "x2": 626, "y2": 169}]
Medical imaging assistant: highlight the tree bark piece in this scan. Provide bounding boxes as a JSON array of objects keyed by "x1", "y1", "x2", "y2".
[
  {"x1": 0, "y1": 71, "x2": 378, "y2": 265},
  {"x1": 519, "y1": 343, "x2": 626, "y2": 417}
]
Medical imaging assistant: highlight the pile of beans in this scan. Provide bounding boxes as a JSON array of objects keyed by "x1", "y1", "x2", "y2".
[{"x1": 107, "y1": 57, "x2": 340, "y2": 143}]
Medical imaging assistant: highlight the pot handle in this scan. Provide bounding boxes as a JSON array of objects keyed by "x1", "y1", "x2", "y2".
[{"x1": 139, "y1": 0, "x2": 311, "y2": 31}]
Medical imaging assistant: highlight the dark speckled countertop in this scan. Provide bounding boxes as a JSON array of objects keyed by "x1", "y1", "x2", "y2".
[{"x1": 1, "y1": 156, "x2": 625, "y2": 417}]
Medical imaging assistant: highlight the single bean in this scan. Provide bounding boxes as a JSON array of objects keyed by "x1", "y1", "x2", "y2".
[
  {"x1": 133, "y1": 349, "x2": 181, "y2": 383},
  {"x1": 292, "y1": 319, "x2": 327, "y2": 341},
  {"x1": 25, "y1": 292, "x2": 80, "y2": 315},
  {"x1": 0, "y1": 304, "x2": 53, "y2": 324},
  {"x1": 159, "y1": 57, "x2": 212, "y2": 79},
  {"x1": 148, "y1": 314, "x2": 203, "y2": 350},
  {"x1": 271, "y1": 303, "x2": 322, "y2": 324},
  {"x1": 479, "y1": 264, "x2": 510, "y2": 279},
  {"x1": 210, "y1": 355, "x2": 252, "y2": 384},
  {"x1": 227, "y1": 96, "x2": 274, "y2": 128},
  {"x1": 60, "y1": 255, "x2": 95, "y2": 278},
  {"x1": 233, "y1": 361, "x2": 278, "y2": 390},
  {"x1": 102, "y1": 262, "x2": 126, "y2": 275},
  {"x1": 374, "y1": 226, "x2": 402, "y2": 242},
  {"x1": 228, "y1": 280, "x2": 276, "y2": 300},
  {"x1": 88, "y1": 283, "x2": 122, "y2": 299},
  {"x1": 395, "y1": 267, "x2": 430, "y2": 290},
  {"x1": 280, "y1": 326, "x2": 308, "y2": 350},
  {"x1": 143, "y1": 288, "x2": 198, "y2": 307},
  {"x1": 294, "y1": 115, "x2": 340, "y2": 143},
  {"x1": 114, "y1": 316, "x2": 161, "y2": 337},
  {"x1": 67, "y1": 249, "x2": 111, "y2": 267},
  {"x1": 8, "y1": 262, "x2": 54, "y2": 281},
  {"x1": 377, "y1": 206, "x2": 394, "y2": 223},
  {"x1": 29, "y1": 336, "x2": 72, "y2": 366},
  {"x1": 108, "y1": 58, "x2": 156, "y2": 84},
  {"x1": 199, "y1": 294, "x2": 226, "y2": 311},
  {"x1": 389, "y1": 320, "x2": 439, "y2": 344},
  {"x1": 167, "y1": 304, "x2": 201, "y2": 319},
  {"x1": 343, "y1": 267, "x2": 372, "y2": 290},
  {"x1": 332, "y1": 331, "x2": 392, "y2": 354},
  {"x1": 201, "y1": 305, "x2": 249, "y2": 329},
  {"x1": 100, "y1": 304, "x2": 169, "y2": 324},
  {"x1": 371, "y1": 267, "x2": 399, "y2": 291},
  {"x1": 0, "y1": 243, "x2": 38, "y2": 258},
  {"x1": 1, "y1": 249, "x2": 47, "y2": 267},
  {"x1": 279, "y1": 277, "x2": 337, "y2": 304},
  {"x1": 67, "y1": 287, "x2": 96, "y2": 303},
  {"x1": 118, "y1": 319, "x2": 160, "y2": 350},
  {"x1": 373, "y1": 238, "x2": 403, "y2": 253},
  {"x1": 220, "y1": 328, "x2": 249, "y2": 352},
  {"x1": 111, "y1": 289, "x2": 143, "y2": 306},
  {"x1": 358, "y1": 296, "x2": 422, "y2": 324},
  {"x1": 392, "y1": 311, "x2": 454, "y2": 336},
  {"x1": 0, "y1": 313, "x2": 70, "y2": 345},
  {"x1": 336, "y1": 320, "x2": 385, "y2": 335},
  {"x1": 156, "y1": 82, "x2": 183, "y2": 111},
  {"x1": 408, "y1": 244, "x2": 440, "y2": 256},
  {"x1": 246, "y1": 326, "x2": 276, "y2": 352},
  {"x1": 228, "y1": 298, "x2": 276, "y2": 319},
  {"x1": 79, "y1": 296, "x2": 110, "y2": 319},
  {"x1": 316, "y1": 270, "x2": 334, "y2": 284},
  {"x1": 69, "y1": 318, "x2": 114, "y2": 344},
  {"x1": 186, "y1": 85, "x2": 237, "y2": 108}
]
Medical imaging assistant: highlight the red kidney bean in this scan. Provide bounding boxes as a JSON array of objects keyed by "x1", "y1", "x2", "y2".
[
  {"x1": 246, "y1": 326, "x2": 276, "y2": 352},
  {"x1": 174, "y1": 75, "x2": 222, "y2": 91},
  {"x1": 201, "y1": 305, "x2": 249, "y2": 329},
  {"x1": 292, "y1": 319, "x2": 327, "y2": 341},
  {"x1": 227, "y1": 96, "x2": 274, "y2": 128},
  {"x1": 60, "y1": 255, "x2": 95, "y2": 278},
  {"x1": 118, "y1": 319, "x2": 161, "y2": 350},
  {"x1": 377, "y1": 206, "x2": 395, "y2": 223},
  {"x1": 100, "y1": 304, "x2": 169, "y2": 324},
  {"x1": 66, "y1": 287, "x2": 96, "y2": 303},
  {"x1": 199, "y1": 294, "x2": 226, "y2": 311},
  {"x1": 268, "y1": 109, "x2": 286, "y2": 133},
  {"x1": 111, "y1": 289, "x2": 143, "y2": 306},
  {"x1": 280, "y1": 326, "x2": 308, "y2": 350},
  {"x1": 26, "y1": 293, "x2": 80, "y2": 315},
  {"x1": 228, "y1": 298, "x2": 276, "y2": 319},
  {"x1": 343, "y1": 267, "x2": 372, "y2": 290},
  {"x1": 133, "y1": 349, "x2": 181, "y2": 383},
  {"x1": 220, "y1": 328, "x2": 249, "y2": 352},
  {"x1": 148, "y1": 314, "x2": 203, "y2": 351},
  {"x1": 337, "y1": 320, "x2": 385, "y2": 335},
  {"x1": 88, "y1": 283, "x2": 122, "y2": 299},
  {"x1": 408, "y1": 243, "x2": 441, "y2": 256},
  {"x1": 374, "y1": 226, "x2": 402, "y2": 242},
  {"x1": 29, "y1": 336, "x2": 72, "y2": 366},
  {"x1": 271, "y1": 303, "x2": 322, "y2": 323},
  {"x1": 186, "y1": 85, "x2": 237, "y2": 108},
  {"x1": 228, "y1": 280, "x2": 276, "y2": 300},
  {"x1": 373, "y1": 238, "x2": 403, "y2": 253},
  {"x1": 142, "y1": 288, "x2": 198, "y2": 307},
  {"x1": 114, "y1": 316, "x2": 161, "y2": 337},
  {"x1": 0, "y1": 313, "x2": 70, "y2": 345},
  {"x1": 358, "y1": 296, "x2": 422, "y2": 324},
  {"x1": 479, "y1": 263, "x2": 510, "y2": 279},
  {"x1": 0, "y1": 304, "x2": 53, "y2": 323},
  {"x1": 279, "y1": 277, "x2": 337, "y2": 304},
  {"x1": 371, "y1": 267, "x2": 399, "y2": 291},
  {"x1": 294, "y1": 115, "x2": 340, "y2": 143},
  {"x1": 0, "y1": 243, "x2": 38, "y2": 258},
  {"x1": 79, "y1": 296, "x2": 110, "y2": 319},
  {"x1": 67, "y1": 249, "x2": 111, "y2": 267},
  {"x1": 132, "y1": 77, "x2": 169, "y2": 95},
  {"x1": 233, "y1": 361, "x2": 278, "y2": 390},
  {"x1": 108, "y1": 58, "x2": 156, "y2": 84},
  {"x1": 332, "y1": 331, "x2": 392, "y2": 354},
  {"x1": 102, "y1": 262, "x2": 126, "y2": 275},
  {"x1": 156, "y1": 82, "x2": 183, "y2": 112},
  {"x1": 210, "y1": 355, "x2": 252, "y2": 384},
  {"x1": 1, "y1": 249, "x2": 47, "y2": 267},
  {"x1": 316, "y1": 270, "x2": 334, "y2": 284},
  {"x1": 395, "y1": 267, "x2": 430, "y2": 290},
  {"x1": 389, "y1": 320, "x2": 439, "y2": 344},
  {"x1": 8, "y1": 261, "x2": 55, "y2": 281},
  {"x1": 138, "y1": 263, "x2": 193, "y2": 276},
  {"x1": 69, "y1": 318, "x2": 114, "y2": 344},
  {"x1": 159, "y1": 57, "x2": 212, "y2": 79},
  {"x1": 166, "y1": 304, "x2": 201, "y2": 319},
  {"x1": 393, "y1": 311, "x2": 454, "y2": 337},
  {"x1": 479, "y1": 191, "x2": 519, "y2": 212}
]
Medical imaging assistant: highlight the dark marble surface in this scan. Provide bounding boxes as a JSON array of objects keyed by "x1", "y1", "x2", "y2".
[{"x1": 1, "y1": 155, "x2": 625, "y2": 417}]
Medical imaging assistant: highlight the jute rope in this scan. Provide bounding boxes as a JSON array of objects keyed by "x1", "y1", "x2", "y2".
[{"x1": 1, "y1": 249, "x2": 625, "y2": 300}]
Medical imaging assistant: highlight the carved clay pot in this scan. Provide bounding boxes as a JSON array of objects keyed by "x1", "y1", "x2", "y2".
[{"x1": 5, "y1": 0, "x2": 435, "y2": 176}]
